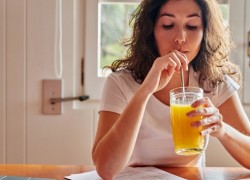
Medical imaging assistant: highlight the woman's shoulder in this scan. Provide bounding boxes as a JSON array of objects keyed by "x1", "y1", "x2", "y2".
[
  {"x1": 208, "y1": 75, "x2": 240, "y2": 107},
  {"x1": 101, "y1": 70, "x2": 139, "y2": 108},
  {"x1": 107, "y1": 70, "x2": 137, "y2": 86},
  {"x1": 216, "y1": 74, "x2": 240, "y2": 96},
  {"x1": 108, "y1": 69, "x2": 131, "y2": 79}
]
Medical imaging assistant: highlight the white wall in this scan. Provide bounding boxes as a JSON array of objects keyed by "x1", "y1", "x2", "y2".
[{"x1": 0, "y1": 0, "x2": 99, "y2": 165}]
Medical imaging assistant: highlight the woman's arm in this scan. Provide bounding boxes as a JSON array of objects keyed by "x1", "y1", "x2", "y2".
[
  {"x1": 217, "y1": 92, "x2": 250, "y2": 169},
  {"x1": 92, "y1": 87, "x2": 151, "y2": 180},
  {"x1": 189, "y1": 92, "x2": 250, "y2": 169}
]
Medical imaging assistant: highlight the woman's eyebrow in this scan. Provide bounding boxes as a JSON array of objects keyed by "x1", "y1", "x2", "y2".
[
  {"x1": 160, "y1": 13, "x2": 201, "y2": 18},
  {"x1": 160, "y1": 13, "x2": 175, "y2": 17},
  {"x1": 187, "y1": 13, "x2": 201, "y2": 18}
]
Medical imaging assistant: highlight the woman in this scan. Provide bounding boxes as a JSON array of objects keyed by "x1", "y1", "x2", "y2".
[{"x1": 92, "y1": 0, "x2": 250, "y2": 179}]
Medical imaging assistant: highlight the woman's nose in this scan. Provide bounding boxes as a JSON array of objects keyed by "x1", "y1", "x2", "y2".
[{"x1": 174, "y1": 30, "x2": 186, "y2": 44}]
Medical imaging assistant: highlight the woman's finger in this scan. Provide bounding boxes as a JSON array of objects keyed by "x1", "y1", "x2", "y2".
[
  {"x1": 187, "y1": 107, "x2": 219, "y2": 117},
  {"x1": 200, "y1": 124, "x2": 221, "y2": 136},
  {"x1": 161, "y1": 51, "x2": 189, "y2": 72},
  {"x1": 191, "y1": 97, "x2": 212, "y2": 108},
  {"x1": 191, "y1": 114, "x2": 222, "y2": 127},
  {"x1": 173, "y1": 50, "x2": 189, "y2": 71}
]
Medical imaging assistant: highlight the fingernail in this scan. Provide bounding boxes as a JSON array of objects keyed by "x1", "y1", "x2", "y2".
[
  {"x1": 201, "y1": 130, "x2": 208, "y2": 136},
  {"x1": 186, "y1": 112, "x2": 192, "y2": 117}
]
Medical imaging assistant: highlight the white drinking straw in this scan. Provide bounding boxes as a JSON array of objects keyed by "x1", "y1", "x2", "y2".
[
  {"x1": 180, "y1": 67, "x2": 185, "y2": 92},
  {"x1": 180, "y1": 67, "x2": 186, "y2": 102}
]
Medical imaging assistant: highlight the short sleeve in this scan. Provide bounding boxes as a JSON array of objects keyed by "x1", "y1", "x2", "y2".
[
  {"x1": 99, "y1": 73, "x2": 128, "y2": 114},
  {"x1": 212, "y1": 75, "x2": 240, "y2": 107}
]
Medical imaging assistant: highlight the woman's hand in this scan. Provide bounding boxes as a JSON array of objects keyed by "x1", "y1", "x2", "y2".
[
  {"x1": 140, "y1": 50, "x2": 189, "y2": 94},
  {"x1": 187, "y1": 97, "x2": 225, "y2": 138}
]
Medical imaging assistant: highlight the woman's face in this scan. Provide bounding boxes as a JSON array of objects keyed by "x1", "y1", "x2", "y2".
[{"x1": 154, "y1": 0, "x2": 203, "y2": 62}]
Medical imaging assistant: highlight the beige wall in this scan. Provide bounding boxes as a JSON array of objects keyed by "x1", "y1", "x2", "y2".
[{"x1": 0, "y1": 0, "x2": 6, "y2": 163}]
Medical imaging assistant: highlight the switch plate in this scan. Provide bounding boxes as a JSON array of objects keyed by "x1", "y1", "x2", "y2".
[{"x1": 42, "y1": 79, "x2": 62, "y2": 115}]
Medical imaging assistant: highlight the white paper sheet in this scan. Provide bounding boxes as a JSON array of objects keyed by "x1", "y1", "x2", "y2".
[{"x1": 65, "y1": 166, "x2": 186, "y2": 180}]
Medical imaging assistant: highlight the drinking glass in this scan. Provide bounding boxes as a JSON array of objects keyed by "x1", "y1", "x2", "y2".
[{"x1": 170, "y1": 86, "x2": 205, "y2": 156}]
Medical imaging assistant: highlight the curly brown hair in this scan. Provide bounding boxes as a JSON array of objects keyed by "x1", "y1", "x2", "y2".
[{"x1": 107, "y1": 0, "x2": 242, "y2": 93}]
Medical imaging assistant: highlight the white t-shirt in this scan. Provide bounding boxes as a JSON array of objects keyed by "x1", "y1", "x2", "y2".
[{"x1": 99, "y1": 67, "x2": 240, "y2": 167}]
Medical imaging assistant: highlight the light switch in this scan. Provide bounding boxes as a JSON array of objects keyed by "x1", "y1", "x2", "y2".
[{"x1": 42, "y1": 79, "x2": 62, "y2": 115}]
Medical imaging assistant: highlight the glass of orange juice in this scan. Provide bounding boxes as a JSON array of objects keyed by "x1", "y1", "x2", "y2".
[{"x1": 170, "y1": 87, "x2": 206, "y2": 156}]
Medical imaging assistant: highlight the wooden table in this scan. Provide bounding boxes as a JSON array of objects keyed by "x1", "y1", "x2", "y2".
[
  {"x1": 0, "y1": 164, "x2": 94, "y2": 180},
  {"x1": 0, "y1": 164, "x2": 250, "y2": 180}
]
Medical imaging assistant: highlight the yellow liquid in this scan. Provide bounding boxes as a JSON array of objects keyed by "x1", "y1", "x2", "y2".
[{"x1": 170, "y1": 104, "x2": 204, "y2": 155}]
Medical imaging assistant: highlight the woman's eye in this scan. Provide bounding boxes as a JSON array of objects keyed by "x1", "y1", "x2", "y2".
[
  {"x1": 186, "y1": 25, "x2": 198, "y2": 30},
  {"x1": 163, "y1": 24, "x2": 174, "y2": 29}
]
